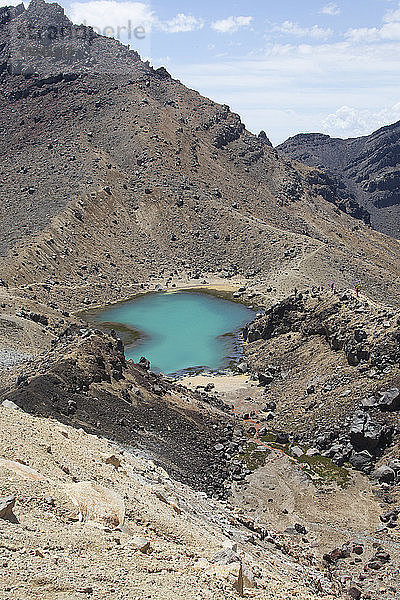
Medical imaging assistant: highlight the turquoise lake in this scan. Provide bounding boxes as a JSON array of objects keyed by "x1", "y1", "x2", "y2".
[{"x1": 95, "y1": 292, "x2": 255, "y2": 375}]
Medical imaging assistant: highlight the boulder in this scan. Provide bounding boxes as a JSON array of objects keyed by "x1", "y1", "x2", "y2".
[
  {"x1": 380, "y1": 508, "x2": 399, "y2": 523},
  {"x1": 374, "y1": 550, "x2": 390, "y2": 563},
  {"x1": 349, "y1": 450, "x2": 373, "y2": 471},
  {"x1": 347, "y1": 588, "x2": 361, "y2": 600},
  {"x1": 290, "y1": 445, "x2": 304, "y2": 458},
  {"x1": 1, "y1": 400, "x2": 22, "y2": 411},
  {"x1": 371, "y1": 465, "x2": 395, "y2": 483},
  {"x1": 350, "y1": 412, "x2": 384, "y2": 452},
  {"x1": 361, "y1": 396, "x2": 378, "y2": 408},
  {"x1": 0, "y1": 495, "x2": 17, "y2": 522},
  {"x1": 138, "y1": 356, "x2": 150, "y2": 370},
  {"x1": 378, "y1": 387, "x2": 400, "y2": 411},
  {"x1": 212, "y1": 547, "x2": 240, "y2": 566},
  {"x1": 306, "y1": 448, "x2": 319, "y2": 457},
  {"x1": 258, "y1": 372, "x2": 273, "y2": 386},
  {"x1": 101, "y1": 453, "x2": 121, "y2": 469},
  {"x1": 388, "y1": 459, "x2": 400, "y2": 472},
  {"x1": 352, "y1": 544, "x2": 364, "y2": 555},
  {"x1": 315, "y1": 432, "x2": 332, "y2": 449},
  {"x1": 275, "y1": 432, "x2": 289, "y2": 445},
  {"x1": 354, "y1": 330, "x2": 367, "y2": 342},
  {"x1": 126, "y1": 535, "x2": 151, "y2": 554},
  {"x1": 65, "y1": 482, "x2": 125, "y2": 528}
]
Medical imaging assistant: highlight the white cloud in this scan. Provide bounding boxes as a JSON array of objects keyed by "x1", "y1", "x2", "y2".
[
  {"x1": 160, "y1": 13, "x2": 203, "y2": 33},
  {"x1": 211, "y1": 16, "x2": 253, "y2": 34},
  {"x1": 345, "y1": 1, "x2": 400, "y2": 42},
  {"x1": 69, "y1": 1, "x2": 156, "y2": 36},
  {"x1": 322, "y1": 104, "x2": 400, "y2": 136},
  {"x1": 273, "y1": 21, "x2": 333, "y2": 40},
  {"x1": 164, "y1": 39, "x2": 400, "y2": 143},
  {"x1": 320, "y1": 3, "x2": 341, "y2": 16},
  {"x1": 69, "y1": 2, "x2": 202, "y2": 37},
  {"x1": 383, "y1": 4, "x2": 400, "y2": 22},
  {"x1": 345, "y1": 22, "x2": 400, "y2": 42}
]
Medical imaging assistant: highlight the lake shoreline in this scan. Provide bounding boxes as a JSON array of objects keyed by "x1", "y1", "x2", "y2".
[{"x1": 81, "y1": 290, "x2": 255, "y2": 376}]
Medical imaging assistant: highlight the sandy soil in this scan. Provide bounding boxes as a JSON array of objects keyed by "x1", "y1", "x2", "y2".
[
  {"x1": 0, "y1": 404, "x2": 341, "y2": 600},
  {"x1": 177, "y1": 373, "x2": 255, "y2": 394}
]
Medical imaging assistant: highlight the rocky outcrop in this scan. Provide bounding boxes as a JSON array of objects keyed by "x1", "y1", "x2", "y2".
[
  {"x1": 243, "y1": 295, "x2": 305, "y2": 342},
  {"x1": 305, "y1": 170, "x2": 371, "y2": 224},
  {"x1": 0, "y1": 0, "x2": 144, "y2": 77},
  {"x1": 244, "y1": 290, "x2": 399, "y2": 370},
  {"x1": 242, "y1": 289, "x2": 400, "y2": 477}
]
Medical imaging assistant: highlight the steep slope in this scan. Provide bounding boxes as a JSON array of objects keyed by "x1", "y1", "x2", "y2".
[
  {"x1": 278, "y1": 123, "x2": 400, "y2": 240},
  {"x1": 1, "y1": 404, "x2": 342, "y2": 600},
  {"x1": 0, "y1": 0, "x2": 399, "y2": 315}
]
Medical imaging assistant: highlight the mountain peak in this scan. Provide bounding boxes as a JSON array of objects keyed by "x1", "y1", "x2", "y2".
[
  {"x1": 0, "y1": 0, "x2": 147, "y2": 77},
  {"x1": 20, "y1": 0, "x2": 71, "y2": 27}
]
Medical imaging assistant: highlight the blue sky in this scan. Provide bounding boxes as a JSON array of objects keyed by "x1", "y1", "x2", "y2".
[{"x1": 4, "y1": 0, "x2": 400, "y2": 143}]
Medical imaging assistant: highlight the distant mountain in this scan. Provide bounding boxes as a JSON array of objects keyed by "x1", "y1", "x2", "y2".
[{"x1": 278, "y1": 122, "x2": 400, "y2": 239}]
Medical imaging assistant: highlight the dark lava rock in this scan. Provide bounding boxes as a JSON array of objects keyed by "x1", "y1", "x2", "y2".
[
  {"x1": 294, "y1": 523, "x2": 307, "y2": 534},
  {"x1": 243, "y1": 296, "x2": 304, "y2": 342},
  {"x1": 275, "y1": 432, "x2": 289, "y2": 445},
  {"x1": 378, "y1": 387, "x2": 400, "y2": 411},
  {"x1": 258, "y1": 371, "x2": 274, "y2": 386},
  {"x1": 347, "y1": 588, "x2": 361, "y2": 600},
  {"x1": 323, "y1": 547, "x2": 349, "y2": 564},
  {"x1": 372, "y1": 465, "x2": 395, "y2": 483},
  {"x1": 349, "y1": 450, "x2": 373, "y2": 471},
  {"x1": 349, "y1": 411, "x2": 385, "y2": 452},
  {"x1": 138, "y1": 357, "x2": 150, "y2": 370},
  {"x1": 380, "y1": 508, "x2": 399, "y2": 523}
]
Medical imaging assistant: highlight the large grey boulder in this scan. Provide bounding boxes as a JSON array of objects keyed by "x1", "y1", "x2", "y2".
[
  {"x1": 349, "y1": 450, "x2": 373, "y2": 471},
  {"x1": 371, "y1": 465, "x2": 395, "y2": 483},
  {"x1": 350, "y1": 412, "x2": 384, "y2": 452},
  {"x1": 378, "y1": 388, "x2": 400, "y2": 411}
]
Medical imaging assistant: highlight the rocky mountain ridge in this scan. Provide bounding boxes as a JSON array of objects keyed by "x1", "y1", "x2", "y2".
[
  {"x1": 0, "y1": 1, "x2": 399, "y2": 313},
  {"x1": 278, "y1": 122, "x2": 400, "y2": 240}
]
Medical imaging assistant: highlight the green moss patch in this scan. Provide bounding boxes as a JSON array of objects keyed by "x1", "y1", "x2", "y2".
[
  {"x1": 298, "y1": 455, "x2": 351, "y2": 488},
  {"x1": 239, "y1": 441, "x2": 271, "y2": 471},
  {"x1": 253, "y1": 432, "x2": 351, "y2": 488}
]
